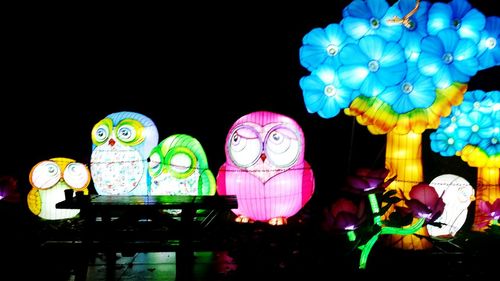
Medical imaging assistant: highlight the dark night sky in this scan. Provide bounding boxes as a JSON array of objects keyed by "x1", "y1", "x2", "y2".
[{"x1": 3, "y1": 1, "x2": 498, "y2": 200}]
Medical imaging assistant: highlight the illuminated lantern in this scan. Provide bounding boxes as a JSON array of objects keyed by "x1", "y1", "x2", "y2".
[
  {"x1": 352, "y1": 181, "x2": 443, "y2": 269},
  {"x1": 0, "y1": 175, "x2": 18, "y2": 202},
  {"x1": 90, "y1": 111, "x2": 159, "y2": 195},
  {"x1": 217, "y1": 111, "x2": 315, "y2": 225},
  {"x1": 28, "y1": 157, "x2": 90, "y2": 220},
  {"x1": 298, "y1": 0, "x2": 493, "y2": 249},
  {"x1": 475, "y1": 198, "x2": 500, "y2": 229},
  {"x1": 323, "y1": 197, "x2": 367, "y2": 233},
  {"x1": 430, "y1": 90, "x2": 500, "y2": 231},
  {"x1": 322, "y1": 196, "x2": 367, "y2": 243},
  {"x1": 148, "y1": 134, "x2": 216, "y2": 196},
  {"x1": 427, "y1": 174, "x2": 475, "y2": 238}
]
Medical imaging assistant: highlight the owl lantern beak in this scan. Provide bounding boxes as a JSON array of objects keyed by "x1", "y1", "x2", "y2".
[
  {"x1": 260, "y1": 153, "x2": 267, "y2": 162},
  {"x1": 108, "y1": 138, "x2": 116, "y2": 146}
]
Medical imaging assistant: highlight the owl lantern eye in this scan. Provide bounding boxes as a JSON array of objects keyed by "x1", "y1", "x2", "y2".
[
  {"x1": 265, "y1": 127, "x2": 301, "y2": 168},
  {"x1": 232, "y1": 134, "x2": 241, "y2": 149},
  {"x1": 148, "y1": 151, "x2": 163, "y2": 177},
  {"x1": 165, "y1": 147, "x2": 197, "y2": 179},
  {"x1": 115, "y1": 119, "x2": 144, "y2": 146},
  {"x1": 91, "y1": 119, "x2": 112, "y2": 145},
  {"x1": 270, "y1": 131, "x2": 284, "y2": 145},
  {"x1": 117, "y1": 125, "x2": 136, "y2": 142},
  {"x1": 30, "y1": 161, "x2": 62, "y2": 189},
  {"x1": 228, "y1": 126, "x2": 262, "y2": 167},
  {"x1": 63, "y1": 163, "x2": 90, "y2": 190},
  {"x1": 95, "y1": 127, "x2": 108, "y2": 141},
  {"x1": 171, "y1": 153, "x2": 192, "y2": 174},
  {"x1": 458, "y1": 185, "x2": 473, "y2": 202}
]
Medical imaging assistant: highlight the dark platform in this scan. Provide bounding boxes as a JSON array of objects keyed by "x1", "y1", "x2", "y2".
[{"x1": 54, "y1": 194, "x2": 237, "y2": 281}]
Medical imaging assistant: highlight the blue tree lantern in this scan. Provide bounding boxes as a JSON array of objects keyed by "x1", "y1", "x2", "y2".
[
  {"x1": 299, "y1": 0, "x2": 497, "y2": 250},
  {"x1": 430, "y1": 90, "x2": 500, "y2": 231}
]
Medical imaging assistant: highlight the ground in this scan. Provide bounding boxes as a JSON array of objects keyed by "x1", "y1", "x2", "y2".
[{"x1": 1, "y1": 198, "x2": 498, "y2": 280}]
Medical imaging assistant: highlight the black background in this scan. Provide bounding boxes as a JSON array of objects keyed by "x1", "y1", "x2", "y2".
[{"x1": 3, "y1": 1, "x2": 498, "y2": 201}]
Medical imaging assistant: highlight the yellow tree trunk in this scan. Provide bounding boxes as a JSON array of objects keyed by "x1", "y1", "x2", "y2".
[
  {"x1": 383, "y1": 131, "x2": 433, "y2": 250},
  {"x1": 472, "y1": 167, "x2": 500, "y2": 231}
]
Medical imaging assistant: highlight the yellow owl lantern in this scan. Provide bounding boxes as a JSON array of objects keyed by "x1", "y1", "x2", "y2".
[{"x1": 28, "y1": 157, "x2": 90, "y2": 220}]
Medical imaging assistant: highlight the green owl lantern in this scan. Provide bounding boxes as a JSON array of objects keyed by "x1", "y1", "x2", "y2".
[{"x1": 147, "y1": 134, "x2": 216, "y2": 196}]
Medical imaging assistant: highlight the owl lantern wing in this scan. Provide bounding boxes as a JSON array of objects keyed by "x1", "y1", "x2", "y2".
[
  {"x1": 27, "y1": 189, "x2": 41, "y2": 216},
  {"x1": 216, "y1": 163, "x2": 228, "y2": 196},
  {"x1": 199, "y1": 169, "x2": 216, "y2": 195},
  {"x1": 302, "y1": 161, "x2": 315, "y2": 205}
]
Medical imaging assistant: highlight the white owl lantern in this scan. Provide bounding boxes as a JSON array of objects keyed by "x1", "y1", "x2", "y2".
[
  {"x1": 217, "y1": 111, "x2": 315, "y2": 225},
  {"x1": 28, "y1": 157, "x2": 90, "y2": 220},
  {"x1": 90, "y1": 111, "x2": 159, "y2": 195},
  {"x1": 427, "y1": 174, "x2": 475, "y2": 238}
]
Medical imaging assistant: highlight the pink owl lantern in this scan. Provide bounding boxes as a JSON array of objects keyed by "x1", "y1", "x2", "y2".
[{"x1": 217, "y1": 111, "x2": 315, "y2": 225}]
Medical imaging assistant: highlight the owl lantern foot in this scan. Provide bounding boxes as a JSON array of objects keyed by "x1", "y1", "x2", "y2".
[
  {"x1": 268, "y1": 217, "x2": 287, "y2": 226},
  {"x1": 235, "y1": 216, "x2": 254, "y2": 224}
]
